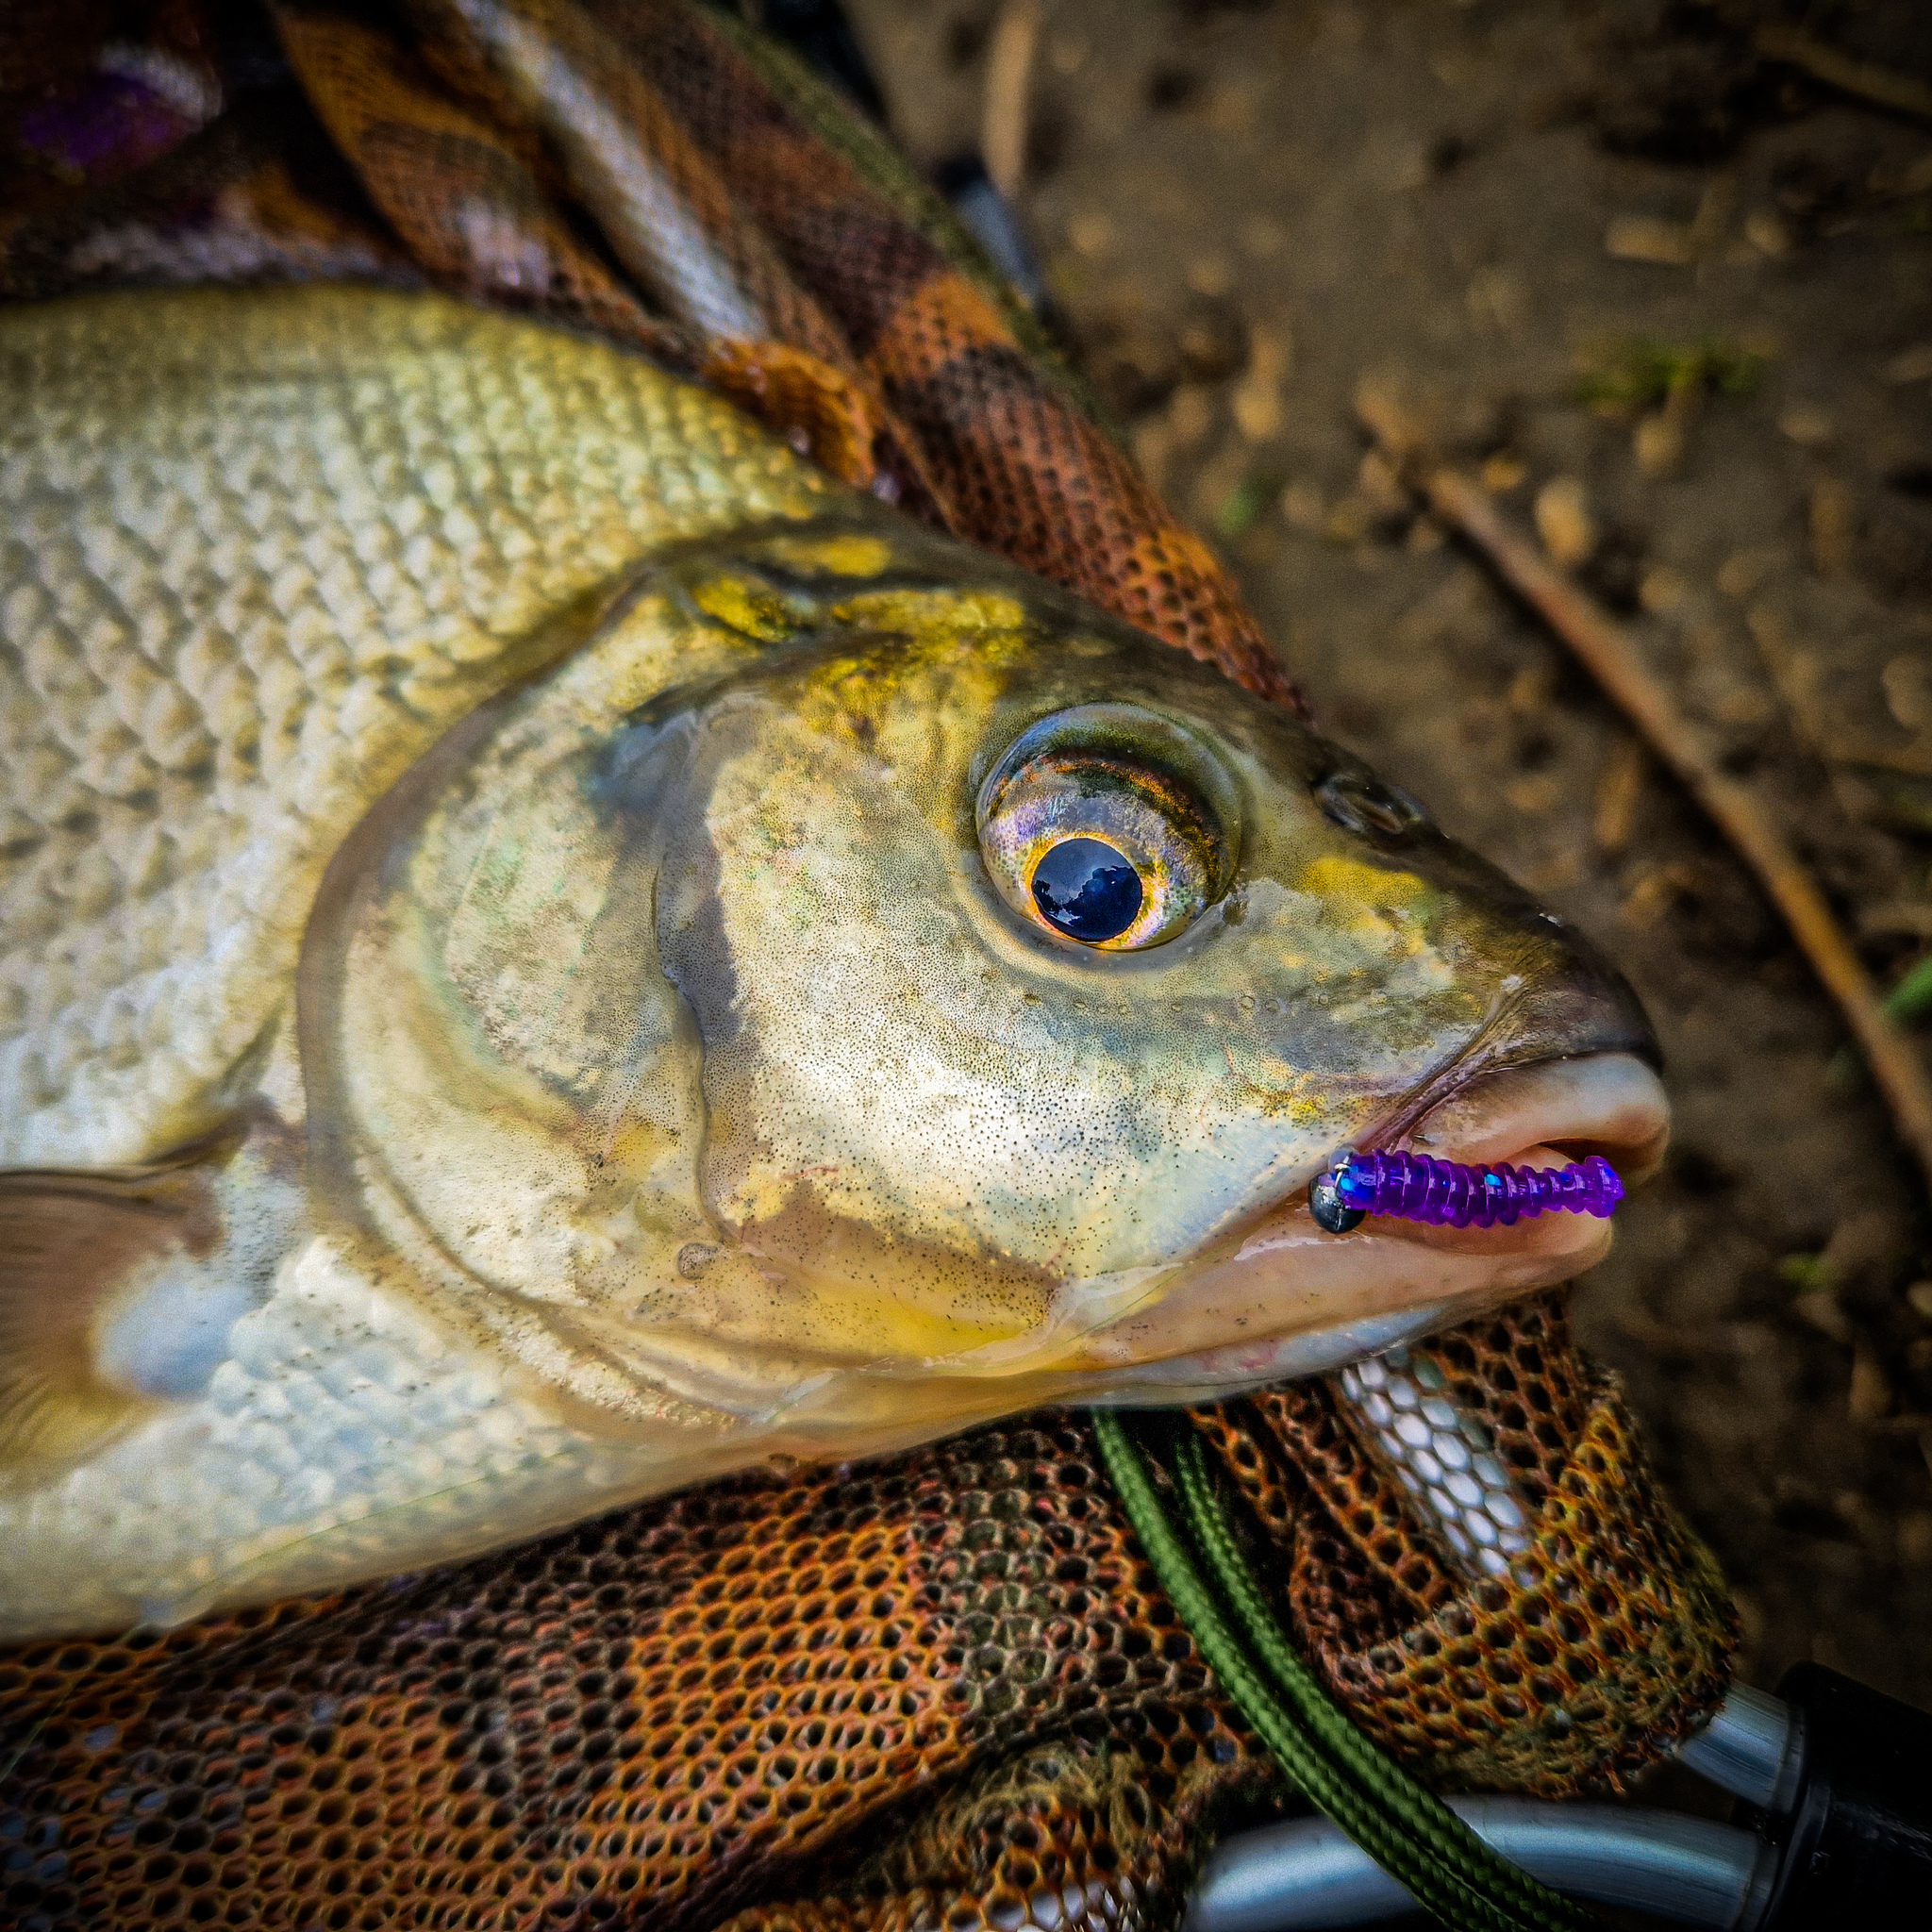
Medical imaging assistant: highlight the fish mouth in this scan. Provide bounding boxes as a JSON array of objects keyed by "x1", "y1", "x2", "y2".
[
  {"x1": 1362, "y1": 1046, "x2": 1671, "y2": 1248},
  {"x1": 1070, "y1": 1049, "x2": 1669, "y2": 1391}
]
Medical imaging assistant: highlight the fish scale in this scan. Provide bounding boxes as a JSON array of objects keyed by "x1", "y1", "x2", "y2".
[
  {"x1": 7, "y1": 1231, "x2": 641, "y2": 1629},
  {"x1": 0, "y1": 284, "x2": 831, "y2": 1168}
]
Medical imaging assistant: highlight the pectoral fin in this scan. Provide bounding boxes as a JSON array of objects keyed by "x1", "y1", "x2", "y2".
[{"x1": 0, "y1": 1130, "x2": 239, "y2": 1472}]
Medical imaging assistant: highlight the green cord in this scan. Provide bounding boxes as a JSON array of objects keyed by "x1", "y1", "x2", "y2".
[
  {"x1": 1171, "y1": 1433, "x2": 1603, "y2": 1931},
  {"x1": 1090, "y1": 1410, "x2": 1605, "y2": 1932}
]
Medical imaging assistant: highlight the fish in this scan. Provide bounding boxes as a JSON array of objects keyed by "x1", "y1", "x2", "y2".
[{"x1": 0, "y1": 277, "x2": 1666, "y2": 1641}]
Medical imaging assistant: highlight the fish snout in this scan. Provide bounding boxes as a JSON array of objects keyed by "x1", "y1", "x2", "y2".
[
  {"x1": 1501, "y1": 907, "x2": 1659, "y2": 1071},
  {"x1": 1378, "y1": 902, "x2": 1668, "y2": 1189}
]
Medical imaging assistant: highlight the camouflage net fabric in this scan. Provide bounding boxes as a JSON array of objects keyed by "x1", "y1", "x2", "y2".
[
  {"x1": 0, "y1": 1371, "x2": 1728, "y2": 1932},
  {"x1": 0, "y1": 5, "x2": 1737, "y2": 1927},
  {"x1": 0, "y1": 1418, "x2": 1257, "y2": 1932}
]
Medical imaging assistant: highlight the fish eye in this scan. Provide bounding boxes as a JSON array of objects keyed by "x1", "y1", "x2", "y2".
[
  {"x1": 976, "y1": 703, "x2": 1240, "y2": 952},
  {"x1": 1314, "y1": 769, "x2": 1429, "y2": 841},
  {"x1": 1031, "y1": 836, "x2": 1143, "y2": 941}
]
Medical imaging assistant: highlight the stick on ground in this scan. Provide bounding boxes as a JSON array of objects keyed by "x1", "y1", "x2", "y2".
[
  {"x1": 982, "y1": 0, "x2": 1042, "y2": 206},
  {"x1": 1755, "y1": 25, "x2": 1932, "y2": 125},
  {"x1": 1355, "y1": 378, "x2": 1932, "y2": 1203}
]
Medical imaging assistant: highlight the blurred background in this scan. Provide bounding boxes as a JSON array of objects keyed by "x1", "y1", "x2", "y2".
[{"x1": 837, "y1": 0, "x2": 1932, "y2": 1710}]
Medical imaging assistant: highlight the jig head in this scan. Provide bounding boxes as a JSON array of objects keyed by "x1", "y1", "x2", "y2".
[{"x1": 1307, "y1": 1148, "x2": 1624, "y2": 1235}]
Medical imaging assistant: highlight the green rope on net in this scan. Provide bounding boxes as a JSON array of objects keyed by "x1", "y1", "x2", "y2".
[{"x1": 1089, "y1": 1409, "x2": 1605, "y2": 1932}]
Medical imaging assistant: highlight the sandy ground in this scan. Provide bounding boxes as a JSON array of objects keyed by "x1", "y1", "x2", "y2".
[{"x1": 849, "y1": 0, "x2": 1932, "y2": 1714}]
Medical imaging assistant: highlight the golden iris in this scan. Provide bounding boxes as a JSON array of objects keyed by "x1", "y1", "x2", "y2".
[{"x1": 975, "y1": 704, "x2": 1239, "y2": 951}]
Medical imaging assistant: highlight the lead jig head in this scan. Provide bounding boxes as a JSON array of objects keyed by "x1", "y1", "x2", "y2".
[{"x1": 1307, "y1": 1148, "x2": 1624, "y2": 1235}]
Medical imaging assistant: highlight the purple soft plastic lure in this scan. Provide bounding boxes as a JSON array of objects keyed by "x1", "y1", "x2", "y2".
[{"x1": 1307, "y1": 1148, "x2": 1624, "y2": 1234}]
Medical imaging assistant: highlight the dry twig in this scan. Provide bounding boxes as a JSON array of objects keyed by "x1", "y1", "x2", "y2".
[
  {"x1": 1356, "y1": 378, "x2": 1932, "y2": 1203},
  {"x1": 1755, "y1": 24, "x2": 1932, "y2": 125},
  {"x1": 982, "y1": 0, "x2": 1043, "y2": 205}
]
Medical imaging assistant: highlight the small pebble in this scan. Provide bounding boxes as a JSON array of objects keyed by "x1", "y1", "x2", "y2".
[
  {"x1": 1533, "y1": 476, "x2": 1596, "y2": 568},
  {"x1": 1187, "y1": 253, "x2": 1235, "y2": 296},
  {"x1": 1778, "y1": 404, "x2": 1833, "y2": 445},
  {"x1": 1504, "y1": 774, "x2": 1561, "y2": 816},
  {"x1": 1621, "y1": 859, "x2": 1700, "y2": 929},
  {"x1": 1899, "y1": 1513, "x2": 1932, "y2": 1570},
  {"x1": 1892, "y1": 155, "x2": 1932, "y2": 197},
  {"x1": 1230, "y1": 326, "x2": 1288, "y2": 441},
  {"x1": 1507, "y1": 664, "x2": 1555, "y2": 715},
  {"x1": 1882, "y1": 658, "x2": 1932, "y2": 733},
  {"x1": 1177, "y1": 298, "x2": 1249, "y2": 382},
  {"x1": 1480, "y1": 452, "x2": 1527, "y2": 491},
  {"x1": 1067, "y1": 211, "x2": 1117, "y2": 258},
  {"x1": 1605, "y1": 214, "x2": 1697, "y2": 265},
  {"x1": 1592, "y1": 738, "x2": 1646, "y2": 856},
  {"x1": 1357, "y1": 450, "x2": 1407, "y2": 513},
  {"x1": 1744, "y1": 208, "x2": 1793, "y2": 257},
  {"x1": 1634, "y1": 410, "x2": 1685, "y2": 475},
  {"x1": 1809, "y1": 477, "x2": 1857, "y2": 577},
  {"x1": 1206, "y1": 83, "x2": 1259, "y2": 136},
  {"x1": 1850, "y1": 1348, "x2": 1893, "y2": 1424}
]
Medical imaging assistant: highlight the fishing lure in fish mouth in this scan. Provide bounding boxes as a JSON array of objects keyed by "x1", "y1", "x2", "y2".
[{"x1": 1307, "y1": 1148, "x2": 1624, "y2": 1234}]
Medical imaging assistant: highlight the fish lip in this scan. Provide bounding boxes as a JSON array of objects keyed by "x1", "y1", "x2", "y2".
[
  {"x1": 1396, "y1": 1046, "x2": 1670, "y2": 1176},
  {"x1": 1357, "y1": 969, "x2": 1659, "y2": 1152}
]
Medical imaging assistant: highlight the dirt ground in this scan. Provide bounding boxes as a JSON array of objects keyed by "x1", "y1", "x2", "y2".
[{"x1": 847, "y1": 0, "x2": 1932, "y2": 1715}]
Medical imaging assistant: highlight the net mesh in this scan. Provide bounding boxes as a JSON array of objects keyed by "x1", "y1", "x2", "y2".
[
  {"x1": 0, "y1": 1382, "x2": 1729, "y2": 1931},
  {"x1": 0, "y1": 1367, "x2": 1731, "y2": 1924},
  {"x1": 1199, "y1": 1296, "x2": 1736, "y2": 1798},
  {"x1": 1, "y1": 1417, "x2": 1266, "y2": 1932}
]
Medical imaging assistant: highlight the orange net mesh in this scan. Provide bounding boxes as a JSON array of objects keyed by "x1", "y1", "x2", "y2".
[
  {"x1": 0, "y1": 1385, "x2": 1731, "y2": 1931},
  {"x1": 613, "y1": 0, "x2": 1301, "y2": 710},
  {"x1": 0, "y1": 1418, "x2": 1264, "y2": 1932},
  {"x1": 724, "y1": 1736, "x2": 1239, "y2": 1932},
  {"x1": 0, "y1": 5, "x2": 1737, "y2": 1925},
  {"x1": 1197, "y1": 1295, "x2": 1735, "y2": 1799}
]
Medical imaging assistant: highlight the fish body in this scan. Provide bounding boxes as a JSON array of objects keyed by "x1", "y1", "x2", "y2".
[{"x1": 0, "y1": 280, "x2": 1666, "y2": 1640}]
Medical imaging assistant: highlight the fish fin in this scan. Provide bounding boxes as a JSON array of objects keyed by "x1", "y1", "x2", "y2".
[{"x1": 0, "y1": 1127, "x2": 237, "y2": 1472}]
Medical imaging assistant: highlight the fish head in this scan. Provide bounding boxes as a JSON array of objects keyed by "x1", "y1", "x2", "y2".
[{"x1": 313, "y1": 513, "x2": 1664, "y2": 1448}]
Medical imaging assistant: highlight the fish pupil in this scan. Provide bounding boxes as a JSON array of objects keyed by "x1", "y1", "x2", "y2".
[{"x1": 1031, "y1": 837, "x2": 1143, "y2": 942}]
